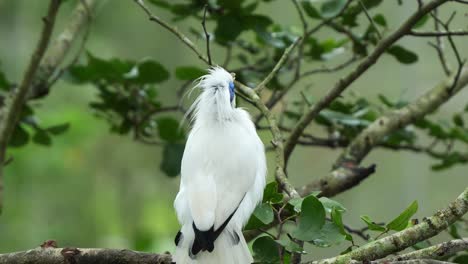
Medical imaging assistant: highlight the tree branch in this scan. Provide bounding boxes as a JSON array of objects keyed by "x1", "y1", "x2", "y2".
[
  {"x1": 409, "y1": 30, "x2": 468, "y2": 37},
  {"x1": 201, "y1": 4, "x2": 212, "y2": 66},
  {"x1": 299, "y1": 67, "x2": 468, "y2": 198},
  {"x1": 27, "y1": 0, "x2": 97, "y2": 100},
  {"x1": 0, "y1": 0, "x2": 61, "y2": 214},
  {"x1": 283, "y1": 0, "x2": 450, "y2": 165},
  {"x1": 0, "y1": 248, "x2": 172, "y2": 264},
  {"x1": 429, "y1": 8, "x2": 451, "y2": 76},
  {"x1": 383, "y1": 238, "x2": 468, "y2": 261},
  {"x1": 313, "y1": 187, "x2": 468, "y2": 263},
  {"x1": 334, "y1": 67, "x2": 468, "y2": 168}
]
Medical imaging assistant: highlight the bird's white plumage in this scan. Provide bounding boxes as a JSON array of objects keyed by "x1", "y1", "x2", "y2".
[{"x1": 173, "y1": 67, "x2": 266, "y2": 264}]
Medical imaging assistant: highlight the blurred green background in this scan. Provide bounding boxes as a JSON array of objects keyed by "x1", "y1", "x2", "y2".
[{"x1": 0, "y1": 0, "x2": 466, "y2": 259}]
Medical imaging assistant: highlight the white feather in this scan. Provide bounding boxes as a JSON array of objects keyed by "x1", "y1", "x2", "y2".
[{"x1": 173, "y1": 66, "x2": 266, "y2": 264}]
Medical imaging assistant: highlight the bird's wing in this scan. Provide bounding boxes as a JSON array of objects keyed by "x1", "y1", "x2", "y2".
[
  {"x1": 180, "y1": 129, "x2": 217, "y2": 231},
  {"x1": 180, "y1": 123, "x2": 261, "y2": 231}
]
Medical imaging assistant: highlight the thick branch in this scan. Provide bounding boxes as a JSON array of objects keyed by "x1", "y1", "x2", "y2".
[
  {"x1": 335, "y1": 67, "x2": 468, "y2": 167},
  {"x1": 383, "y1": 238, "x2": 468, "y2": 261},
  {"x1": 283, "y1": 0, "x2": 450, "y2": 164},
  {"x1": 28, "y1": 0, "x2": 97, "y2": 100},
  {"x1": 314, "y1": 187, "x2": 468, "y2": 263},
  {"x1": 0, "y1": 0, "x2": 61, "y2": 214},
  {"x1": 300, "y1": 67, "x2": 468, "y2": 197},
  {"x1": 0, "y1": 248, "x2": 171, "y2": 264}
]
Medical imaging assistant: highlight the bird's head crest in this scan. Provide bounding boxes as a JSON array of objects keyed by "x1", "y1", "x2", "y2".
[
  {"x1": 197, "y1": 66, "x2": 236, "y2": 103},
  {"x1": 183, "y1": 66, "x2": 238, "y2": 126}
]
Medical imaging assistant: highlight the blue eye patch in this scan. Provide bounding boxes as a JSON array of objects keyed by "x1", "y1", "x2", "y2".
[{"x1": 229, "y1": 81, "x2": 235, "y2": 102}]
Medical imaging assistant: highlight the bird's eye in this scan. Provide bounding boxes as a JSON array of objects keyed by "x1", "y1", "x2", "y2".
[{"x1": 229, "y1": 81, "x2": 235, "y2": 90}]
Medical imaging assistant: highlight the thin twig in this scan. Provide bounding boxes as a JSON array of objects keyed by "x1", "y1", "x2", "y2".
[
  {"x1": 254, "y1": 37, "x2": 301, "y2": 93},
  {"x1": 201, "y1": 5, "x2": 212, "y2": 66},
  {"x1": 431, "y1": 11, "x2": 467, "y2": 91},
  {"x1": 133, "y1": 0, "x2": 209, "y2": 64},
  {"x1": 358, "y1": 0, "x2": 382, "y2": 40},
  {"x1": 291, "y1": 0, "x2": 308, "y2": 80}
]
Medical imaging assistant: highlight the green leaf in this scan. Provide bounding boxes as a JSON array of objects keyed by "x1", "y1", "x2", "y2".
[
  {"x1": 9, "y1": 125, "x2": 30, "y2": 147},
  {"x1": 448, "y1": 223, "x2": 461, "y2": 239},
  {"x1": 301, "y1": 1, "x2": 321, "y2": 19},
  {"x1": 431, "y1": 152, "x2": 467, "y2": 171},
  {"x1": 360, "y1": 215, "x2": 386, "y2": 231},
  {"x1": 160, "y1": 143, "x2": 185, "y2": 177},
  {"x1": 245, "y1": 214, "x2": 267, "y2": 230},
  {"x1": 373, "y1": 14, "x2": 387, "y2": 27},
  {"x1": 413, "y1": 240, "x2": 431, "y2": 250},
  {"x1": 452, "y1": 254, "x2": 468, "y2": 264},
  {"x1": 263, "y1": 182, "x2": 283, "y2": 204},
  {"x1": 126, "y1": 60, "x2": 170, "y2": 84},
  {"x1": 275, "y1": 238, "x2": 306, "y2": 254},
  {"x1": 292, "y1": 195, "x2": 326, "y2": 241},
  {"x1": 288, "y1": 197, "x2": 304, "y2": 213},
  {"x1": 0, "y1": 70, "x2": 10, "y2": 90},
  {"x1": 218, "y1": 0, "x2": 245, "y2": 10},
  {"x1": 413, "y1": 14, "x2": 429, "y2": 29},
  {"x1": 321, "y1": 0, "x2": 347, "y2": 18},
  {"x1": 331, "y1": 207, "x2": 348, "y2": 237},
  {"x1": 453, "y1": 114, "x2": 464, "y2": 127},
  {"x1": 244, "y1": 15, "x2": 273, "y2": 31},
  {"x1": 253, "y1": 203, "x2": 274, "y2": 225},
  {"x1": 386, "y1": 200, "x2": 418, "y2": 231},
  {"x1": 33, "y1": 130, "x2": 52, "y2": 146},
  {"x1": 156, "y1": 117, "x2": 184, "y2": 143},
  {"x1": 175, "y1": 66, "x2": 206, "y2": 80},
  {"x1": 288, "y1": 191, "x2": 320, "y2": 213},
  {"x1": 319, "y1": 109, "x2": 371, "y2": 126},
  {"x1": 451, "y1": 127, "x2": 468, "y2": 144},
  {"x1": 67, "y1": 52, "x2": 133, "y2": 83},
  {"x1": 147, "y1": 0, "x2": 171, "y2": 9},
  {"x1": 46, "y1": 123, "x2": 70, "y2": 135},
  {"x1": 253, "y1": 236, "x2": 280, "y2": 263},
  {"x1": 214, "y1": 12, "x2": 243, "y2": 44},
  {"x1": 387, "y1": 45, "x2": 418, "y2": 64},
  {"x1": 319, "y1": 197, "x2": 347, "y2": 213},
  {"x1": 310, "y1": 222, "x2": 346, "y2": 247}
]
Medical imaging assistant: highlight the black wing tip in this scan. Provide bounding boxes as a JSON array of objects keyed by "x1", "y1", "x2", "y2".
[
  {"x1": 174, "y1": 230, "x2": 182, "y2": 246},
  {"x1": 190, "y1": 193, "x2": 246, "y2": 257},
  {"x1": 191, "y1": 223, "x2": 215, "y2": 255}
]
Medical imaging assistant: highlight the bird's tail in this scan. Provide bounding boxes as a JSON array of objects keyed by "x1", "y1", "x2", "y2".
[{"x1": 173, "y1": 224, "x2": 253, "y2": 264}]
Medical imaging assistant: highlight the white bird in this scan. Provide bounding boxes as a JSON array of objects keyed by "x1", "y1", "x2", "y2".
[{"x1": 173, "y1": 66, "x2": 267, "y2": 264}]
